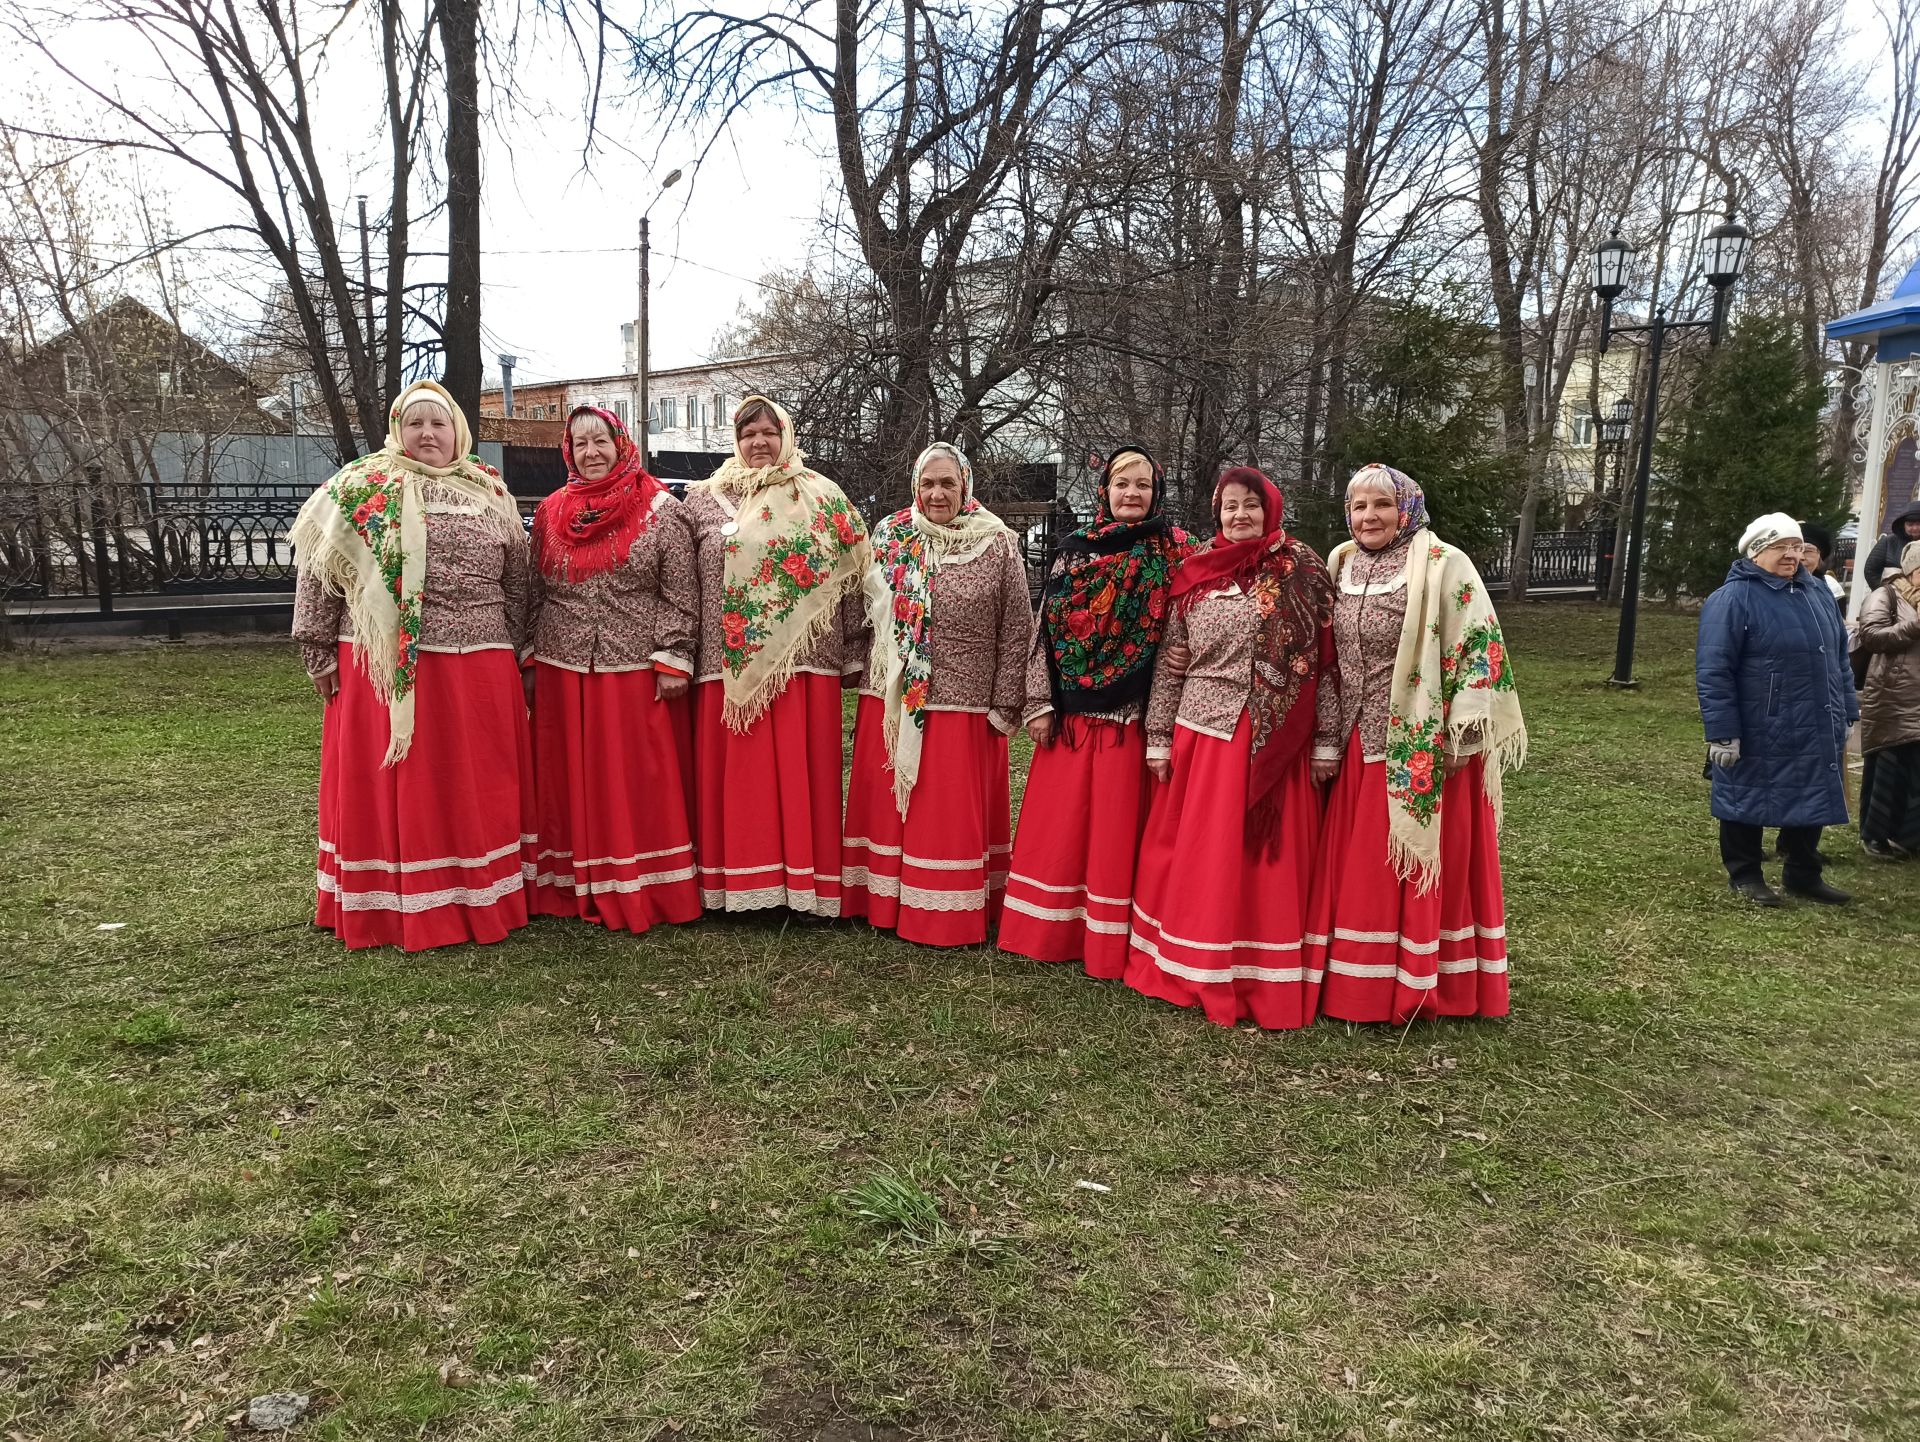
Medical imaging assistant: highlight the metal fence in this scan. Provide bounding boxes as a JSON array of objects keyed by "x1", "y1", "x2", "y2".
[
  {"x1": 2, "y1": 479, "x2": 308, "y2": 611},
  {"x1": 1477, "y1": 528, "x2": 1606, "y2": 591}
]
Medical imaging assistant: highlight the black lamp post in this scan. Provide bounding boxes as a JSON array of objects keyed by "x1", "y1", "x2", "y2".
[
  {"x1": 1594, "y1": 214, "x2": 1751, "y2": 687},
  {"x1": 1589, "y1": 397, "x2": 1633, "y2": 598},
  {"x1": 1600, "y1": 396, "x2": 1633, "y2": 496}
]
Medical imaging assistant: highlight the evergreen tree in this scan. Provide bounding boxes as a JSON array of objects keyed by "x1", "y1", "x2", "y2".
[
  {"x1": 1311, "y1": 286, "x2": 1520, "y2": 561},
  {"x1": 1646, "y1": 316, "x2": 1847, "y2": 599}
]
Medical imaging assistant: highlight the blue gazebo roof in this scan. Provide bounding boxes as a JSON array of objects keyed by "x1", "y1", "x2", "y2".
[{"x1": 1826, "y1": 256, "x2": 1920, "y2": 354}]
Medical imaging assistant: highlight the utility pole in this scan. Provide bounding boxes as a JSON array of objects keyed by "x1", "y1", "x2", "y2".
[
  {"x1": 357, "y1": 196, "x2": 375, "y2": 401},
  {"x1": 638, "y1": 214, "x2": 650, "y2": 466},
  {"x1": 636, "y1": 168, "x2": 683, "y2": 468}
]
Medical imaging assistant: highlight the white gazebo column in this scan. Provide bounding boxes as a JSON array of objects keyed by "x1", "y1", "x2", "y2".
[{"x1": 1851, "y1": 359, "x2": 1893, "y2": 621}]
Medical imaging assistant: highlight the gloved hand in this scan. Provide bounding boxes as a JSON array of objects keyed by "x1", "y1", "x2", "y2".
[{"x1": 1708, "y1": 739, "x2": 1741, "y2": 769}]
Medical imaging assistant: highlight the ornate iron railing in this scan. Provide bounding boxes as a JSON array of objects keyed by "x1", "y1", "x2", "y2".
[
  {"x1": 1476, "y1": 528, "x2": 1605, "y2": 591},
  {"x1": 2, "y1": 480, "x2": 308, "y2": 604}
]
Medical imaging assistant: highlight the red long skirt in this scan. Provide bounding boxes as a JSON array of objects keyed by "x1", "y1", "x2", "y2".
[
  {"x1": 314, "y1": 645, "x2": 534, "y2": 951},
  {"x1": 841, "y1": 697, "x2": 1011, "y2": 946},
  {"x1": 1306, "y1": 733, "x2": 1510, "y2": 1023},
  {"x1": 1122, "y1": 714, "x2": 1322, "y2": 1029},
  {"x1": 529, "y1": 664, "x2": 701, "y2": 933},
  {"x1": 998, "y1": 717, "x2": 1147, "y2": 977},
  {"x1": 692, "y1": 673, "x2": 846, "y2": 915}
]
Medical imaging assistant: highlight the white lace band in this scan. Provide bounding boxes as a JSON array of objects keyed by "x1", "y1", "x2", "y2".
[
  {"x1": 319, "y1": 836, "x2": 532, "y2": 875},
  {"x1": 317, "y1": 869, "x2": 525, "y2": 913}
]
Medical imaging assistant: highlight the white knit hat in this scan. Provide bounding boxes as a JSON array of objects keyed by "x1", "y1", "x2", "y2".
[
  {"x1": 1902, "y1": 538, "x2": 1920, "y2": 575},
  {"x1": 1738, "y1": 512, "x2": 1803, "y2": 559}
]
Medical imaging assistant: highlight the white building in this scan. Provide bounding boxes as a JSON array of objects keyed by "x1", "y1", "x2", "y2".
[{"x1": 483, "y1": 350, "x2": 798, "y2": 455}]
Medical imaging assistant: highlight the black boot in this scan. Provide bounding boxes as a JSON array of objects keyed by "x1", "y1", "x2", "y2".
[
  {"x1": 1729, "y1": 876, "x2": 1784, "y2": 907},
  {"x1": 1784, "y1": 877, "x2": 1851, "y2": 905}
]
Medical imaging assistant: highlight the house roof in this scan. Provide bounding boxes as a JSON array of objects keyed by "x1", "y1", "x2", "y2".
[
  {"x1": 479, "y1": 353, "x2": 794, "y2": 397},
  {"x1": 1825, "y1": 257, "x2": 1920, "y2": 347},
  {"x1": 23, "y1": 295, "x2": 262, "y2": 392}
]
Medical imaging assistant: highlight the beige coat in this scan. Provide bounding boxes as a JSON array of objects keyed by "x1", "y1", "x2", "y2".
[{"x1": 1855, "y1": 584, "x2": 1920, "y2": 754}]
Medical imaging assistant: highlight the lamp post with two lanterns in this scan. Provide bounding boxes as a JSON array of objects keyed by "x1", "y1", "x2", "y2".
[{"x1": 1593, "y1": 212, "x2": 1752, "y2": 687}]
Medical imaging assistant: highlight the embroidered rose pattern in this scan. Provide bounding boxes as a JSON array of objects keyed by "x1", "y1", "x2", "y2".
[
  {"x1": 1046, "y1": 529, "x2": 1197, "y2": 691},
  {"x1": 868, "y1": 507, "x2": 939, "y2": 733},
  {"x1": 718, "y1": 492, "x2": 867, "y2": 677},
  {"x1": 331, "y1": 466, "x2": 421, "y2": 693},
  {"x1": 1444, "y1": 618, "x2": 1516, "y2": 701},
  {"x1": 1384, "y1": 710, "x2": 1445, "y2": 823}
]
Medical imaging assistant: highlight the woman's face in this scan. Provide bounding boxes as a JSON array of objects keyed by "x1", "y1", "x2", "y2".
[
  {"x1": 1756, "y1": 539, "x2": 1803, "y2": 579},
  {"x1": 400, "y1": 404, "x2": 456, "y2": 466},
  {"x1": 1217, "y1": 481, "x2": 1265, "y2": 542},
  {"x1": 570, "y1": 418, "x2": 618, "y2": 481},
  {"x1": 917, "y1": 455, "x2": 965, "y2": 524},
  {"x1": 737, "y1": 413, "x2": 783, "y2": 468},
  {"x1": 1799, "y1": 540, "x2": 1823, "y2": 572},
  {"x1": 1106, "y1": 458, "x2": 1154, "y2": 522},
  {"x1": 1348, "y1": 486, "x2": 1400, "y2": 549}
]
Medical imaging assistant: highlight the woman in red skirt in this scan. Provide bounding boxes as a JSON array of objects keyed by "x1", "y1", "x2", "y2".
[
  {"x1": 999, "y1": 447, "x2": 1197, "y2": 975},
  {"x1": 842, "y1": 443, "x2": 1033, "y2": 945},
  {"x1": 525, "y1": 405, "x2": 701, "y2": 932},
  {"x1": 290, "y1": 380, "x2": 535, "y2": 951},
  {"x1": 1122, "y1": 467, "x2": 1339, "y2": 1028},
  {"x1": 682, "y1": 396, "x2": 871, "y2": 915},
  {"x1": 1306, "y1": 464, "x2": 1528, "y2": 1023}
]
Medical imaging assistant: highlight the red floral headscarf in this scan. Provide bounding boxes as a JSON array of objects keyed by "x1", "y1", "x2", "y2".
[
  {"x1": 1169, "y1": 466, "x2": 1335, "y2": 838},
  {"x1": 531, "y1": 405, "x2": 665, "y2": 582}
]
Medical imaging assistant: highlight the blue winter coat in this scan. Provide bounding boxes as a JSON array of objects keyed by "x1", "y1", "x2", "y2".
[{"x1": 1696, "y1": 559, "x2": 1858, "y2": 827}]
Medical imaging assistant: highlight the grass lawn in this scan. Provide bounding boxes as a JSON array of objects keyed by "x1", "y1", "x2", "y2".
[{"x1": 1, "y1": 601, "x2": 1916, "y2": 1442}]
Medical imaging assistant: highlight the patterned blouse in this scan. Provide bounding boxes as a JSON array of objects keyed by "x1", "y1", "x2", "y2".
[
  {"x1": 858, "y1": 534, "x2": 1035, "y2": 731},
  {"x1": 528, "y1": 494, "x2": 699, "y2": 674},
  {"x1": 1325, "y1": 536, "x2": 1413, "y2": 762},
  {"x1": 293, "y1": 506, "x2": 531, "y2": 677},
  {"x1": 1145, "y1": 583, "x2": 1342, "y2": 761}
]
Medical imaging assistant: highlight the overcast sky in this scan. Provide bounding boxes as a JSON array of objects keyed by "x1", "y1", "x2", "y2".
[
  {"x1": 478, "y1": 102, "x2": 837, "y2": 384},
  {"x1": 14, "y1": 0, "x2": 1906, "y2": 389}
]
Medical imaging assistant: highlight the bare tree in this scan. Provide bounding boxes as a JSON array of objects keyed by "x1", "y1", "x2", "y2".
[
  {"x1": 0, "y1": 0, "x2": 445, "y2": 463},
  {"x1": 1268, "y1": 0, "x2": 1475, "y2": 495},
  {"x1": 632, "y1": 0, "x2": 1136, "y2": 494}
]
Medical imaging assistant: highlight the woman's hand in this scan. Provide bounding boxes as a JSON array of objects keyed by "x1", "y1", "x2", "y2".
[
  {"x1": 1163, "y1": 643, "x2": 1191, "y2": 679},
  {"x1": 656, "y1": 671, "x2": 689, "y2": 701},
  {"x1": 1311, "y1": 754, "x2": 1341, "y2": 784},
  {"x1": 1444, "y1": 752, "x2": 1471, "y2": 778},
  {"x1": 312, "y1": 670, "x2": 339, "y2": 703},
  {"x1": 1708, "y1": 739, "x2": 1741, "y2": 769},
  {"x1": 1148, "y1": 758, "x2": 1172, "y2": 784},
  {"x1": 1027, "y1": 714, "x2": 1054, "y2": 747}
]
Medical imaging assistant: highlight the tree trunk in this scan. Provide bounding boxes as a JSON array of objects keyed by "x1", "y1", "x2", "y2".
[{"x1": 439, "y1": 0, "x2": 483, "y2": 427}]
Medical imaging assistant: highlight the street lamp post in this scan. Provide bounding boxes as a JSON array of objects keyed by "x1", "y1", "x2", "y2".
[
  {"x1": 1591, "y1": 397, "x2": 1633, "y2": 598},
  {"x1": 636, "y1": 168, "x2": 684, "y2": 469},
  {"x1": 1600, "y1": 396, "x2": 1633, "y2": 502},
  {"x1": 1593, "y1": 213, "x2": 1751, "y2": 688}
]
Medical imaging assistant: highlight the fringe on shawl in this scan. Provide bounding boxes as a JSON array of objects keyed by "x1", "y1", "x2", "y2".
[
  {"x1": 288, "y1": 458, "x2": 402, "y2": 706},
  {"x1": 867, "y1": 507, "x2": 1012, "y2": 818},
  {"x1": 1332, "y1": 534, "x2": 1528, "y2": 894},
  {"x1": 697, "y1": 453, "x2": 871, "y2": 735},
  {"x1": 289, "y1": 465, "x2": 523, "y2": 765},
  {"x1": 718, "y1": 552, "x2": 868, "y2": 733}
]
